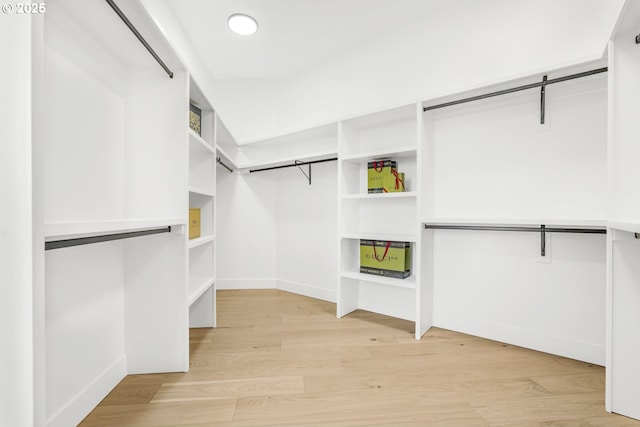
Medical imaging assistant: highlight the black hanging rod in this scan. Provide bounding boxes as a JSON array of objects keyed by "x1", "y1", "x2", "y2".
[
  {"x1": 217, "y1": 157, "x2": 233, "y2": 173},
  {"x1": 423, "y1": 224, "x2": 606, "y2": 234},
  {"x1": 105, "y1": 0, "x2": 174, "y2": 78},
  {"x1": 249, "y1": 157, "x2": 337, "y2": 174},
  {"x1": 45, "y1": 226, "x2": 172, "y2": 251},
  {"x1": 422, "y1": 67, "x2": 607, "y2": 112},
  {"x1": 423, "y1": 223, "x2": 606, "y2": 257}
]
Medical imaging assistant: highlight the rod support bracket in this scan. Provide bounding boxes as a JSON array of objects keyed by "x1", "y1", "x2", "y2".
[
  {"x1": 540, "y1": 75, "x2": 548, "y2": 125},
  {"x1": 540, "y1": 224, "x2": 546, "y2": 257},
  {"x1": 636, "y1": 33, "x2": 640, "y2": 44},
  {"x1": 295, "y1": 160, "x2": 312, "y2": 185}
]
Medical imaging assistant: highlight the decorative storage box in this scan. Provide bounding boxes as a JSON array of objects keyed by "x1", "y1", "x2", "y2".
[
  {"x1": 189, "y1": 208, "x2": 201, "y2": 240},
  {"x1": 360, "y1": 239, "x2": 411, "y2": 279},
  {"x1": 367, "y1": 159, "x2": 397, "y2": 193},
  {"x1": 189, "y1": 103, "x2": 202, "y2": 136}
]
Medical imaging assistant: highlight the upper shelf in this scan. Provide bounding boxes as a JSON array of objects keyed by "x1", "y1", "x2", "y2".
[
  {"x1": 341, "y1": 232, "x2": 418, "y2": 243},
  {"x1": 342, "y1": 191, "x2": 417, "y2": 200},
  {"x1": 608, "y1": 221, "x2": 640, "y2": 234},
  {"x1": 189, "y1": 129, "x2": 215, "y2": 154},
  {"x1": 341, "y1": 146, "x2": 417, "y2": 163},
  {"x1": 45, "y1": 218, "x2": 184, "y2": 241}
]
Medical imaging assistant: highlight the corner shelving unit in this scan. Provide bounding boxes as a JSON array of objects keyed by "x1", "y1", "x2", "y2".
[
  {"x1": 337, "y1": 103, "x2": 431, "y2": 339},
  {"x1": 188, "y1": 79, "x2": 217, "y2": 328},
  {"x1": 606, "y1": 0, "x2": 640, "y2": 420}
]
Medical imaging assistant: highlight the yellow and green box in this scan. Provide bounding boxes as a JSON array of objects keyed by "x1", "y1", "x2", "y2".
[
  {"x1": 360, "y1": 239, "x2": 411, "y2": 279},
  {"x1": 367, "y1": 160, "x2": 397, "y2": 193},
  {"x1": 189, "y1": 208, "x2": 201, "y2": 240}
]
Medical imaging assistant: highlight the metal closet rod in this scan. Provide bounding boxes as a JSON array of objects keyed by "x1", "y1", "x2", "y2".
[
  {"x1": 217, "y1": 157, "x2": 233, "y2": 173},
  {"x1": 423, "y1": 223, "x2": 606, "y2": 257},
  {"x1": 249, "y1": 157, "x2": 338, "y2": 173},
  {"x1": 45, "y1": 226, "x2": 172, "y2": 251},
  {"x1": 422, "y1": 67, "x2": 608, "y2": 112},
  {"x1": 423, "y1": 224, "x2": 606, "y2": 234},
  {"x1": 105, "y1": 0, "x2": 174, "y2": 79}
]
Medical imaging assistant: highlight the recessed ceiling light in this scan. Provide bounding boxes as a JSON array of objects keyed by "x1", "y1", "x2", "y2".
[{"x1": 228, "y1": 13, "x2": 258, "y2": 36}]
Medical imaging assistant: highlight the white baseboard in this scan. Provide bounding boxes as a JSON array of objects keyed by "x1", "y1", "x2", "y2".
[
  {"x1": 47, "y1": 355, "x2": 127, "y2": 427},
  {"x1": 217, "y1": 278, "x2": 277, "y2": 290},
  {"x1": 216, "y1": 278, "x2": 336, "y2": 304},
  {"x1": 434, "y1": 314, "x2": 605, "y2": 365},
  {"x1": 277, "y1": 279, "x2": 336, "y2": 303}
]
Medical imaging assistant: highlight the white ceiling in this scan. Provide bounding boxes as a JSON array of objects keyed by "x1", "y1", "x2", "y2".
[{"x1": 165, "y1": 0, "x2": 459, "y2": 79}]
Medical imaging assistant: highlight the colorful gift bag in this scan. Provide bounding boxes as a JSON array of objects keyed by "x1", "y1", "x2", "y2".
[
  {"x1": 367, "y1": 160, "x2": 397, "y2": 193},
  {"x1": 360, "y1": 239, "x2": 411, "y2": 279}
]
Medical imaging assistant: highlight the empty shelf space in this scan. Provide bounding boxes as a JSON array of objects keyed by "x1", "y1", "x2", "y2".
[
  {"x1": 189, "y1": 186, "x2": 215, "y2": 197},
  {"x1": 189, "y1": 276, "x2": 215, "y2": 306},
  {"x1": 189, "y1": 129, "x2": 215, "y2": 154}
]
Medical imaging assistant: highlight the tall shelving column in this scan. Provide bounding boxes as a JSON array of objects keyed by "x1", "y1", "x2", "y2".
[
  {"x1": 606, "y1": 0, "x2": 640, "y2": 420},
  {"x1": 36, "y1": 1, "x2": 189, "y2": 425},
  {"x1": 337, "y1": 103, "x2": 430, "y2": 339},
  {"x1": 188, "y1": 80, "x2": 217, "y2": 328}
]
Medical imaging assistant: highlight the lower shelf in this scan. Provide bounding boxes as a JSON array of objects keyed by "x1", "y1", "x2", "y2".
[
  {"x1": 188, "y1": 276, "x2": 215, "y2": 306},
  {"x1": 340, "y1": 270, "x2": 415, "y2": 289}
]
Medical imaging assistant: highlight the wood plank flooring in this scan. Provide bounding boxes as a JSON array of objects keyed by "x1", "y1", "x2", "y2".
[{"x1": 80, "y1": 289, "x2": 640, "y2": 426}]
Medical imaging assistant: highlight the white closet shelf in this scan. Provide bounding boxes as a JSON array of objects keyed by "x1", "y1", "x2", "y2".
[
  {"x1": 608, "y1": 220, "x2": 640, "y2": 234},
  {"x1": 188, "y1": 276, "x2": 215, "y2": 306},
  {"x1": 342, "y1": 191, "x2": 417, "y2": 200},
  {"x1": 233, "y1": 148, "x2": 338, "y2": 171},
  {"x1": 45, "y1": 218, "x2": 184, "y2": 241},
  {"x1": 189, "y1": 186, "x2": 215, "y2": 197},
  {"x1": 340, "y1": 146, "x2": 416, "y2": 163},
  {"x1": 421, "y1": 217, "x2": 607, "y2": 228},
  {"x1": 341, "y1": 270, "x2": 416, "y2": 289},
  {"x1": 341, "y1": 232, "x2": 417, "y2": 243},
  {"x1": 189, "y1": 129, "x2": 215, "y2": 154},
  {"x1": 188, "y1": 234, "x2": 215, "y2": 249}
]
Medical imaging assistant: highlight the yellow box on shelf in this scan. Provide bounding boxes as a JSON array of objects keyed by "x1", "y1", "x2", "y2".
[{"x1": 189, "y1": 208, "x2": 201, "y2": 240}]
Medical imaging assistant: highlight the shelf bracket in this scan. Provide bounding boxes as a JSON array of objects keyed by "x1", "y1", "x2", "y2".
[
  {"x1": 540, "y1": 75, "x2": 548, "y2": 125},
  {"x1": 295, "y1": 160, "x2": 312, "y2": 185},
  {"x1": 540, "y1": 224, "x2": 546, "y2": 257}
]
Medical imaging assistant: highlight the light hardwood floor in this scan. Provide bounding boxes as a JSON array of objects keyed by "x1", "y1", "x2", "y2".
[{"x1": 80, "y1": 290, "x2": 640, "y2": 426}]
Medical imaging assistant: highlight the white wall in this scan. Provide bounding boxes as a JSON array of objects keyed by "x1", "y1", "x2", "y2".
[
  {"x1": 272, "y1": 0, "x2": 621, "y2": 140},
  {"x1": 216, "y1": 171, "x2": 278, "y2": 289},
  {"x1": 216, "y1": 162, "x2": 338, "y2": 301},
  {"x1": 146, "y1": 0, "x2": 623, "y2": 144},
  {"x1": 276, "y1": 161, "x2": 338, "y2": 302},
  {"x1": 426, "y1": 71, "x2": 609, "y2": 365},
  {"x1": 432, "y1": 230, "x2": 606, "y2": 364},
  {"x1": 429, "y1": 73, "x2": 608, "y2": 221},
  {"x1": 0, "y1": 13, "x2": 35, "y2": 427}
]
